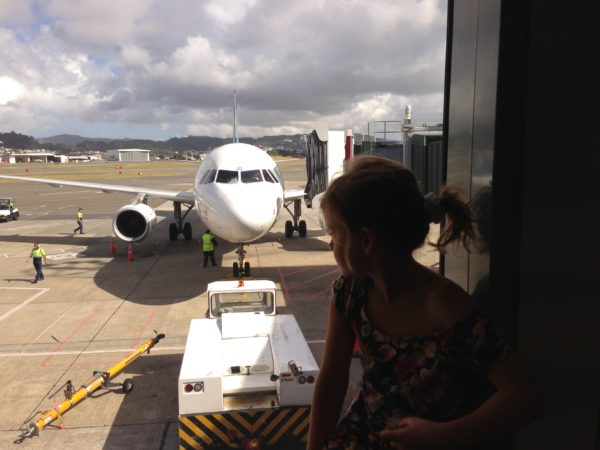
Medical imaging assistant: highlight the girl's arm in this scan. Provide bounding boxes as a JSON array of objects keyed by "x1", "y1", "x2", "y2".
[
  {"x1": 306, "y1": 298, "x2": 355, "y2": 450},
  {"x1": 380, "y1": 352, "x2": 542, "y2": 449}
]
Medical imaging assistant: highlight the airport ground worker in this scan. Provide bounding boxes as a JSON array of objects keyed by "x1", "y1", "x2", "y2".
[
  {"x1": 73, "y1": 208, "x2": 84, "y2": 234},
  {"x1": 28, "y1": 241, "x2": 47, "y2": 283},
  {"x1": 201, "y1": 229, "x2": 218, "y2": 267}
]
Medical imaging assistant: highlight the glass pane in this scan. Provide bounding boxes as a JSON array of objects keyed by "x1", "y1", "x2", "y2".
[
  {"x1": 241, "y1": 170, "x2": 263, "y2": 183},
  {"x1": 216, "y1": 170, "x2": 239, "y2": 184},
  {"x1": 200, "y1": 169, "x2": 217, "y2": 184},
  {"x1": 210, "y1": 291, "x2": 274, "y2": 316},
  {"x1": 262, "y1": 169, "x2": 275, "y2": 183}
]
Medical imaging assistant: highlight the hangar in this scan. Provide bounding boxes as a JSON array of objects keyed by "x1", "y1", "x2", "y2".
[{"x1": 105, "y1": 148, "x2": 151, "y2": 162}]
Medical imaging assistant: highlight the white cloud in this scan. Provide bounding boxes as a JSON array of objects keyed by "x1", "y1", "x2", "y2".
[
  {"x1": 204, "y1": 0, "x2": 259, "y2": 26},
  {"x1": 0, "y1": 76, "x2": 25, "y2": 105},
  {"x1": 0, "y1": 0, "x2": 34, "y2": 23},
  {"x1": 0, "y1": 0, "x2": 447, "y2": 139}
]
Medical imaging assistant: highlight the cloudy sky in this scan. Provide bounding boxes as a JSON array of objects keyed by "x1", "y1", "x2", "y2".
[{"x1": 0, "y1": 0, "x2": 447, "y2": 140}]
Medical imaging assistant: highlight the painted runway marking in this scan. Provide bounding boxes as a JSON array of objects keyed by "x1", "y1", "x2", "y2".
[
  {"x1": 0, "y1": 341, "x2": 326, "y2": 358},
  {"x1": 41, "y1": 308, "x2": 101, "y2": 367},
  {"x1": 0, "y1": 346, "x2": 186, "y2": 357},
  {"x1": 304, "y1": 269, "x2": 340, "y2": 284},
  {"x1": 47, "y1": 252, "x2": 81, "y2": 261},
  {"x1": 0, "y1": 287, "x2": 49, "y2": 323},
  {"x1": 24, "y1": 311, "x2": 69, "y2": 351},
  {"x1": 0, "y1": 223, "x2": 47, "y2": 232}
]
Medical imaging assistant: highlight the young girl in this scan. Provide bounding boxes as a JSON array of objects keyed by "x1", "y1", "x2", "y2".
[{"x1": 307, "y1": 156, "x2": 540, "y2": 450}]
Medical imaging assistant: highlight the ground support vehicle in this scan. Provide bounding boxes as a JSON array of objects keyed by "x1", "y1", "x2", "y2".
[
  {"x1": 178, "y1": 280, "x2": 319, "y2": 449},
  {"x1": 0, "y1": 197, "x2": 19, "y2": 221}
]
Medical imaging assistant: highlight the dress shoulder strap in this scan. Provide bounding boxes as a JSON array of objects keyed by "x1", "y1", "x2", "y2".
[{"x1": 332, "y1": 276, "x2": 370, "y2": 321}]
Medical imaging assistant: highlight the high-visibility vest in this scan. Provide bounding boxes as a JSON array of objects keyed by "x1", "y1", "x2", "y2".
[
  {"x1": 202, "y1": 233, "x2": 215, "y2": 252},
  {"x1": 31, "y1": 247, "x2": 45, "y2": 258},
  {"x1": 77, "y1": 211, "x2": 83, "y2": 221}
]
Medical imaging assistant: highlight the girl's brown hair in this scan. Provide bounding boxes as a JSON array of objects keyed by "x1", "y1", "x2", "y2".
[{"x1": 321, "y1": 156, "x2": 474, "y2": 254}]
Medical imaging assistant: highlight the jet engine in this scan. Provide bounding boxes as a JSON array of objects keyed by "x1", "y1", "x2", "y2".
[{"x1": 113, "y1": 203, "x2": 157, "y2": 242}]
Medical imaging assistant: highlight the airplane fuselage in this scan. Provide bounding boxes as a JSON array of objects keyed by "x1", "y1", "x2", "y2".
[{"x1": 193, "y1": 143, "x2": 285, "y2": 243}]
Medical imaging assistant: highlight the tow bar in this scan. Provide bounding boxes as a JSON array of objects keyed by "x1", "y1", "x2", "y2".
[{"x1": 16, "y1": 331, "x2": 165, "y2": 442}]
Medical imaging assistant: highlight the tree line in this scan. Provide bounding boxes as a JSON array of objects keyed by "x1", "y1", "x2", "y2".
[{"x1": 1, "y1": 131, "x2": 307, "y2": 155}]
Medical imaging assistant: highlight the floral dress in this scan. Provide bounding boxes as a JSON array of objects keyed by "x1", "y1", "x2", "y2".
[{"x1": 325, "y1": 276, "x2": 510, "y2": 450}]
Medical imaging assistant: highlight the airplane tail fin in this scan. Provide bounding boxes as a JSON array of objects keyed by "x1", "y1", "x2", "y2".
[{"x1": 233, "y1": 90, "x2": 239, "y2": 143}]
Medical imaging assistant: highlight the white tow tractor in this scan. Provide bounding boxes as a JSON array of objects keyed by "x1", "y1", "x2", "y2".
[
  {"x1": 178, "y1": 279, "x2": 319, "y2": 450},
  {"x1": 0, "y1": 197, "x2": 19, "y2": 222}
]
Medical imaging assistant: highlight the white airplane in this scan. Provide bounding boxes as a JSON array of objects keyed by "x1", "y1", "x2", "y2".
[{"x1": 0, "y1": 101, "x2": 308, "y2": 277}]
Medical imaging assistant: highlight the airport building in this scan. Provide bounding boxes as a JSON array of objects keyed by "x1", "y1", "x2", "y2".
[
  {"x1": 1, "y1": 151, "x2": 62, "y2": 163},
  {"x1": 105, "y1": 148, "x2": 151, "y2": 162}
]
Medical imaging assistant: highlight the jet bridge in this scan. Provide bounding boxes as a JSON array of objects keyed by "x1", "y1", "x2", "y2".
[{"x1": 178, "y1": 280, "x2": 318, "y2": 449}]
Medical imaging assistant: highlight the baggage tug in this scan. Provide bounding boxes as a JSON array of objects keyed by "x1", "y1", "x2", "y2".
[{"x1": 178, "y1": 280, "x2": 319, "y2": 449}]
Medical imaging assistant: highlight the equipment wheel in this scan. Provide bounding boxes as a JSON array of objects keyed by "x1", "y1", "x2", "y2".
[
  {"x1": 183, "y1": 222, "x2": 192, "y2": 241},
  {"x1": 233, "y1": 262, "x2": 240, "y2": 278},
  {"x1": 169, "y1": 223, "x2": 178, "y2": 241},
  {"x1": 244, "y1": 262, "x2": 251, "y2": 276},
  {"x1": 298, "y1": 220, "x2": 307, "y2": 237},
  {"x1": 122, "y1": 378, "x2": 134, "y2": 394},
  {"x1": 285, "y1": 220, "x2": 294, "y2": 238},
  {"x1": 12, "y1": 212, "x2": 19, "y2": 221}
]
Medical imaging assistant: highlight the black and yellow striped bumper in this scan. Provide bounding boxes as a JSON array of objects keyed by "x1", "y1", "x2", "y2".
[{"x1": 179, "y1": 406, "x2": 310, "y2": 449}]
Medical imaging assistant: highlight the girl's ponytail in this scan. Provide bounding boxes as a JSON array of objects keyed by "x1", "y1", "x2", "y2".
[{"x1": 430, "y1": 186, "x2": 475, "y2": 252}]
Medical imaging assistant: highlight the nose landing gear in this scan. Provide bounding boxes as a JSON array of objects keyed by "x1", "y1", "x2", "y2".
[{"x1": 233, "y1": 244, "x2": 251, "y2": 278}]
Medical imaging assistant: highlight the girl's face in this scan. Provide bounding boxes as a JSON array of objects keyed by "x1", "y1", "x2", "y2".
[{"x1": 324, "y1": 208, "x2": 354, "y2": 276}]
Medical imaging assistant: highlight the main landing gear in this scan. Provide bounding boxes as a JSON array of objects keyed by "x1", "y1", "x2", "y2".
[
  {"x1": 232, "y1": 244, "x2": 251, "y2": 278},
  {"x1": 284, "y1": 198, "x2": 307, "y2": 238},
  {"x1": 169, "y1": 201, "x2": 194, "y2": 241}
]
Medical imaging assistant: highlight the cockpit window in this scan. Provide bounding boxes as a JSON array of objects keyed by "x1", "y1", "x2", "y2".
[
  {"x1": 268, "y1": 169, "x2": 280, "y2": 184},
  {"x1": 241, "y1": 170, "x2": 263, "y2": 183},
  {"x1": 216, "y1": 170, "x2": 239, "y2": 184},
  {"x1": 262, "y1": 169, "x2": 275, "y2": 183},
  {"x1": 199, "y1": 169, "x2": 217, "y2": 184}
]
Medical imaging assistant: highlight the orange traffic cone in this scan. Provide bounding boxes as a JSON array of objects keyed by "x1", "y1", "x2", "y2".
[
  {"x1": 110, "y1": 238, "x2": 116, "y2": 256},
  {"x1": 127, "y1": 244, "x2": 134, "y2": 262}
]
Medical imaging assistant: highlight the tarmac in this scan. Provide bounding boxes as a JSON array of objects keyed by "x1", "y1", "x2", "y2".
[{"x1": 0, "y1": 159, "x2": 439, "y2": 450}]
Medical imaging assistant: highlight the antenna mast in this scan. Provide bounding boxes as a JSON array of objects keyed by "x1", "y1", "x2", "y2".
[{"x1": 233, "y1": 91, "x2": 239, "y2": 143}]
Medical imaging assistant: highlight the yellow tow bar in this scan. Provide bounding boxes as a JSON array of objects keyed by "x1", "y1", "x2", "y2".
[{"x1": 22, "y1": 331, "x2": 165, "y2": 438}]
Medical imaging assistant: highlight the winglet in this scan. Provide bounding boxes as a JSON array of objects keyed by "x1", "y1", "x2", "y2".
[{"x1": 233, "y1": 90, "x2": 239, "y2": 143}]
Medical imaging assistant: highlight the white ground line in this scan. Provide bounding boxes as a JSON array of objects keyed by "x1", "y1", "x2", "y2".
[
  {"x1": 0, "y1": 287, "x2": 50, "y2": 323},
  {"x1": 0, "y1": 340, "x2": 327, "y2": 358},
  {"x1": 0, "y1": 346, "x2": 186, "y2": 357},
  {"x1": 23, "y1": 310, "x2": 69, "y2": 351}
]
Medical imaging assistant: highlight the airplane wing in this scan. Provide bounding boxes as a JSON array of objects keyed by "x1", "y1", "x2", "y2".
[
  {"x1": 0, "y1": 175, "x2": 195, "y2": 204},
  {"x1": 283, "y1": 189, "x2": 305, "y2": 202}
]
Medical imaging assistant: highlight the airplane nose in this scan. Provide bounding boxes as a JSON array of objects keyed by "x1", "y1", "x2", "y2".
[{"x1": 222, "y1": 194, "x2": 276, "y2": 243}]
